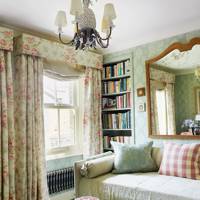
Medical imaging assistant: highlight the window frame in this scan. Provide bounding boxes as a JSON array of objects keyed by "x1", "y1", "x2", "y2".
[{"x1": 43, "y1": 75, "x2": 83, "y2": 157}]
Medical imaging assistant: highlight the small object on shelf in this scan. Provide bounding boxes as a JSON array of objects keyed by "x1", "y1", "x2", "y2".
[{"x1": 137, "y1": 87, "x2": 145, "y2": 97}]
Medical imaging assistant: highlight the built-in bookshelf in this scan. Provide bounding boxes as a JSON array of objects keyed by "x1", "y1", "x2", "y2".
[{"x1": 102, "y1": 59, "x2": 132, "y2": 151}]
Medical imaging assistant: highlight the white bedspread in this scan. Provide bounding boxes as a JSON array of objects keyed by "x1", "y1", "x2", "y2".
[{"x1": 79, "y1": 172, "x2": 200, "y2": 200}]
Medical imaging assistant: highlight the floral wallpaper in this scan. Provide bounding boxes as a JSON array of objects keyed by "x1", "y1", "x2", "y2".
[
  {"x1": 14, "y1": 33, "x2": 103, "y2": 69},
  {"x1": 0, "y1": 27, "x2": 13, "y2": 51}
]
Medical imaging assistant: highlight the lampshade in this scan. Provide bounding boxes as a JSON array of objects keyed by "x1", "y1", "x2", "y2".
[
  {"x1": 101, "y1": 17, "x2": 111, "y2": 33},
  {"x1": 103, "y1": 3, "x2": 116, "y2": 20},
  {"x1": 55, "y1": 10, "x2": 67, "y2": 28},
  {"x1": 70, "y1": 0, "x2": 83, "y2": 16}
]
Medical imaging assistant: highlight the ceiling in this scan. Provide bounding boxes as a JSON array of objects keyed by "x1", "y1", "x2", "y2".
[
  {"x1": 0, "y1": 0, "x2": 200, "y2": 53},
  {"x1": 155, "y1": 44, "x2": 200, "y2": 74}
]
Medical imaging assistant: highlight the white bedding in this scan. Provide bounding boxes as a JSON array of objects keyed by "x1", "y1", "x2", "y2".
[{"x1": 79, "y1": 172, "x2": 200, "y2": 200}]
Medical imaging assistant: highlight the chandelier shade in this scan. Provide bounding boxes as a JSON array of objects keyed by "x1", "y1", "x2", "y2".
[
  {"x1": 54, "y1": 0, "x2": 116, "y2": 50},
  {"x1": 103, "y1": 3, "x2": 117, "y2": 20},
  {"x1": 70, "y1": 0, "x2": 83, "y2": 16},
  {"x1": 55, "y1": 11, "x2": 67, "y2": 31}
]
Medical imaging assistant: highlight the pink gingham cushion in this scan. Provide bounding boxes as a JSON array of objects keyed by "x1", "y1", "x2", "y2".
[{"x1": 159, "y1": 143, "x2": 200, "y2": 179}]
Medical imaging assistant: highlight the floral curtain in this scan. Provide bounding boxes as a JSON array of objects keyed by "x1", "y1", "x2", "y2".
[
  {"x1": 150, "y1": 80, "x2": 160, "y2": 135},
  {"x1": 83, "y1": 67, "x2": 103, "y2": 156},
  {"x1": 0, "y1": 50, "x2": 15, "y2": 200},
  {"x1": 150, "y1": 68, "x2": 176, "y2": 135},
  {"x1": 14, "y1": 55, "x2": 48, "y2": 200}
]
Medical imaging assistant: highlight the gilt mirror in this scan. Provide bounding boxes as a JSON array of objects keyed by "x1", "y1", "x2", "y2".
[{"x1": 146, "y1": 38, "x2": 200, "y2": 139}]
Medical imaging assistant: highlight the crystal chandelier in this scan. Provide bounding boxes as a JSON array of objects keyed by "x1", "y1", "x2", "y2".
[{"x1": 54, "y1": 0, "x2": 116, "y2": 50}]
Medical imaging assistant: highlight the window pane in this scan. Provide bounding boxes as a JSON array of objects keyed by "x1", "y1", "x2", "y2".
[
  {"x1": 44, "y1": 76, "x2": 56, "y2": 104},
  {"x1": 43, "y1": 75, "x2": 76, "y2": 106},
  {"x1": 56, "y1": 81, "x2": 74, "y2": 105},
  {"x1": 59, "y1": 109, "x2": 75, "y2": 147},
  {"x1": 156, "y1": 90, "x2": 167, "y2": 134},
  {"x1": 44, "y1": 108, "x2": 59, "y2": 149}
]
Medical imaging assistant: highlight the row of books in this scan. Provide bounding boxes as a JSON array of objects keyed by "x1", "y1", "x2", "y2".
[
  {"x1": 102, "y1": 78, "x2": 131, "y2": 94},
  {"x1": 103, "y1": 60, "x2": 130, "y2": 78},
  {"x1": 102, "y1": 112, "x2": 131, "y2": 129},
  {"x1": 102, "y1": 93, "x2": 131, "y2": 109},
  {"x1": 103, "y1": 136, "x2": 130, "y2": 149}
]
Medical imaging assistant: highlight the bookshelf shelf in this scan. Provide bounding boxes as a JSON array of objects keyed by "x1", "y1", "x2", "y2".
[
  {"x1": 102, "y1": 108, "x2": 131, "y2": 112},
  {"x1": 102, "y1": 91, "x2": 131, "y2": 97},
  {"x1": 102, "y1": 74, "x2": 130, "y2": 81},
  {"x1": 101, "y1": 58, "x2": 133, "y2": 151},
  {"x1": 103, "y1": 147, "x2": 113, "y2": 152}
]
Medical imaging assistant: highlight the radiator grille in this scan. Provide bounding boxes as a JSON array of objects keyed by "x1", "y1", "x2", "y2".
[{"x1": 47, "y1": 167, "x2": 74, "y2": 194}]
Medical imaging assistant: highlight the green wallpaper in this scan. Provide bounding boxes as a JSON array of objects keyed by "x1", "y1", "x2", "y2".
[
  {"x1": 175, "y1": 74, "x2": 199, "y2": 133},
  {"x1": 104, "y1": 29, "x2": 200, "y2": 146}
]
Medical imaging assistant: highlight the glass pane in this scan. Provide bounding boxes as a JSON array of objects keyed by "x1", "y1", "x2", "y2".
[
  {"x1": 56, "y1": 81, "x2": 75, "y2": 105},
  {"x1": 44, "y1": 108, "x2": 59, "y2": 149},
  {"x1": 59, "y1": 109, "x2": 75, "y2": 147},
  {"x1": 43, "y1": 75, "x2": 76, "y2": 106},
  {"x1": 43, "y1": 76, "x2": 56, "y2": 104},
  {"x1": 156, "y1": 90, "x2": 167, "y2": 134}
]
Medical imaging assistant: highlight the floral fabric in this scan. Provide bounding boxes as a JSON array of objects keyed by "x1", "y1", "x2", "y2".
[
  {"x1": 14, "y1": 34, "x2": 103, "y2": 69},
  {"x1": 14, "y1": 55, "x2": 48, "y2": 200},
  {"x1": 0, "y1": 50, "x2": 15, "y2": 200},
  {"x1": 0, "y1": 27, "x2": 13, "y2": 51},
  {"x1": 150, "y1": 68, "x2": 175, "y2": 83},
  {"x1": 83, "y1": 68, "x2": 103, "y2": 156}
]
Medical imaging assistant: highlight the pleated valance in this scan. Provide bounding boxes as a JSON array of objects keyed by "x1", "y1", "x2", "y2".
[
  {"x1": 150, "y1": 68, "x2": 175, "y2": 84},
  {"x1": 0, "y1": 27, "x2": 13, "y2": 51},
  {"x1": 14, "y1": 33, "x2": 103, "y2": 69}
]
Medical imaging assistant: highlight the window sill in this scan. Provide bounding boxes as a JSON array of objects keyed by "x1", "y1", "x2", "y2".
[{"x1": 46, "y1": 153, "x2": 83, "y2": 161}]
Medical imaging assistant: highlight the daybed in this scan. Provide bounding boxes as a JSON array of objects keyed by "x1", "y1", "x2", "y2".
[{"x1": 74, "y1": 148, "x2": 200, "y2": 200}]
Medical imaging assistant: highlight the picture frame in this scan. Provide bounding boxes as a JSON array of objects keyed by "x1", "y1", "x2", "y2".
[
  {"x1": 138, "y1": 103, "x2": 146, "y2": 112},
  {"x1": 137, "y1": 87, "x2": 145, "y2": 97}
]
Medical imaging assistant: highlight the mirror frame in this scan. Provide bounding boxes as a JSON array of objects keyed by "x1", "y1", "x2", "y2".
[{"x1": 146, "y1": 37, "x2": 200, "y2": 139}]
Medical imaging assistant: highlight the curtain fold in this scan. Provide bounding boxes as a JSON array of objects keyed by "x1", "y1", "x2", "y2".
[
  {"x1": 14, "y1": 55, "x2": 48, "y2": 200},
  {"x1": 0, "y1": 50, "x2": 15, "y2": 200},
  {"x1": 150, "y1": 80, "x2": 160, "y2": 135},
  {"x1": 83, "y1": 67, "x2": 103, "y2": 157},
  {"x1": 166, "y1": 83, "x2": 176, "y2": 134}
]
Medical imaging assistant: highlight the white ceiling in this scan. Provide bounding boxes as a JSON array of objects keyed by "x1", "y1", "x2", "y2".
[{"x1": 0, "y1": 0, "x2": 200, "y2": 53}]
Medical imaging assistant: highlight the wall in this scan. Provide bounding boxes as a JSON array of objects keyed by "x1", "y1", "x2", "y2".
[
  {"x1": 175, "y1": 73, "x2": 199, "y2": 133},
  {"x1": 104, "y1": 29, "x2": 200, "y2": 146}
]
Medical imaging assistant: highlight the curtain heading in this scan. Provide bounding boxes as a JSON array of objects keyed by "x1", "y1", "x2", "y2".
[
  {"x1": 14, "y1": 33, "x2": 103, "y2": 69},
  {"x1": 0, "y1": 27, "x2": 13, "y2": 51},
  {"x1": 150, "y1": 68, "x2": 175, "y2": 84}
]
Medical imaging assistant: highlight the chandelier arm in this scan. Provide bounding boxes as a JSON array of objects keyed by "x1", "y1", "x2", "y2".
[
  {"x1": 96, "y1": 27, "x2": 112, "y2": 41},
  {"x1": 58, "y1": 33, "x2": 77, "y2": 45},
  {"x1": 95, "y1": 33, "x2": 110, "y2": 48}
]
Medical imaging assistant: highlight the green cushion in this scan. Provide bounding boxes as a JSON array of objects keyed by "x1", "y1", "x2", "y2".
[{"x1": 111, "y1": 141, "x2": 157, "y2": 174}]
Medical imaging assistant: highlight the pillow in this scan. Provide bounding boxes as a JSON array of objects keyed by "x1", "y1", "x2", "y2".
[
  {"x1": 111, "y1": 141, "x2": 157, "y2": 173},
  {"x1": 80, "y1": 154, "x2": 114, "y2": 178},
  {"x1": 159, "y1": 143, "x2": 200, "y2": 180}
]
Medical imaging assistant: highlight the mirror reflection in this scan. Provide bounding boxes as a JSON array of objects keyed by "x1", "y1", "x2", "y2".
[{"x1": 149, "y1": 43, "x2": 200, "y2": 136}]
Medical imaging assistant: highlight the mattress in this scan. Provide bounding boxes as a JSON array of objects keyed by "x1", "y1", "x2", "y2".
[{"x1": 79, "y1": 172, "x2": 200, "y2": 200}]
